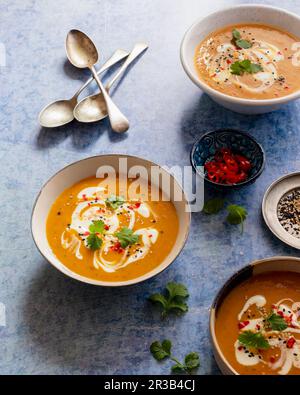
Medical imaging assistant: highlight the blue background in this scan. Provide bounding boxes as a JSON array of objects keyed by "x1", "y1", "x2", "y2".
[{"x1": 0, "y1": 0, "x2": 300, "y2": 374}]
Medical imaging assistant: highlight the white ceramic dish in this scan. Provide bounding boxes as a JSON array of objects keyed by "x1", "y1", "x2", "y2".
[
  {"x1": 210, "y1": 256, "x2": 300, "y2": 375},
  {"x1": 180, "y1": 4, "x2": 300, "y2": 114},
  {"x1": 31, "y1": 154, "x2": 191, "y2": 287},
  {"x1": 262, "y1": 172, "x2": 300, "y2": 250}
]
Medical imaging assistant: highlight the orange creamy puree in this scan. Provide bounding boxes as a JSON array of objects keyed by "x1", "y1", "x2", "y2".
[
  {"x1": 46, "y1": 176, "x2": 178, "y2": 282},
  {"x1": 195, "y1": 24, "x2": 300, "y2": 100},
  {"x1": 216, "y1": 272, "x2": 300, "y2": 375}
]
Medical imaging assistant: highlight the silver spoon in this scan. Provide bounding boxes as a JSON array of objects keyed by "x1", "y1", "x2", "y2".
[
  {"x1": 39, "y1": 49, "x2": 129, "y2": 128},
  {"x1": 66, "y1": 29, "x2": 129, "y2": 133},
  {"x1": 74, "y1": 43, "x2": 148, "y2": 123}
]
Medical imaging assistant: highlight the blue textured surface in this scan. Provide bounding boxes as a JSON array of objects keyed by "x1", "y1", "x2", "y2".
[{"x1": 1, "y1": 0, "x2": 300, "y2": 375}]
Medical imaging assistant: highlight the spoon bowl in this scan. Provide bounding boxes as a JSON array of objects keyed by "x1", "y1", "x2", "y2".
[
  {"x1": 66, "y1": 29, "x2": 98, "y2": 68},
  {"x1": 39, "y1": 98, "x2": 77, "y2": 128}
]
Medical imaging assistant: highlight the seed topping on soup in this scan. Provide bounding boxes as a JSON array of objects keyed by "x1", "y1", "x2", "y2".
[
  {"x1": 46, "y1": 177, "x2": 179, "y2": 282},
  {"x1": 235, "y1": 295, "x2": 300, "y2": 374},
  {"x1": 195, "y1": 24, "x2": 300, "y2": 99},
  {"x1": 215, "y1": 272, "x2": 300, "y2": 375}
]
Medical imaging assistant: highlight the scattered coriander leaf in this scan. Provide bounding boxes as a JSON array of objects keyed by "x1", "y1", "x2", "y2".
[
  {"x1": 150, "y1": 340, "x2": 172, "y2": 361},
  {"x1": 171, "y1": 363, "x2": 185, "y2": 373},
  {"x1": 203, "y1": 198, "x2": 225, "y2": 214},
  {"x1": 230, "y1": 60, "x2": 263, "y2": 76},
  {"x1": 86, "y1": 233, "x2": 103, "y2": 250},
  {"x1": 235, "y1": 39, "x2": 252, "y2": 49},
  {"x1": 166, "y1": 282, "x2": 189, "y2": 299},
  {"x1": 232, "y1": 28, "x2": 252, "y2": 49},
  {"x1": 105, "y1": 194, "x2": 125, "y2": 210},
  {"x1": 115, "y1": 227, "x2": 139, "y2": 248},
  {"x1": 150, "y1": 340, "x2": 200, "y2": 374},
  {"x1": 232, "y1": 28, "x2": 241, "y2": 40},
  {"x1": 184, "y1": 352, "x2": 200, "y2": 372},
  {"x1": 265, "y1": 313, "x2": 288, "y2": 331},
  {"x1": 226, "y1": 204, "x2": 247, "y2": 232},
  {"x1": 148, "y1": 293, "x2": 168, "y2": 310},
  {"x1": 89, "y1": 220, "x2": 105, "y2": 234},
  {"x1": 149, "y1": 282, "x2": 189, "y2": 318},
  {"x1": 238, "y1": 330, "x2": 270, "y2": 350}
]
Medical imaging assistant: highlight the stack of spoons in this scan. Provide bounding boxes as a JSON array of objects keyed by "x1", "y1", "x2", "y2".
[{"x1": 39, "y1": 29, "x2": 148, "y2": 133}]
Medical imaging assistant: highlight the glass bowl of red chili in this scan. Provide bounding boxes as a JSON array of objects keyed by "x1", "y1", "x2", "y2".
[{"x1": 190, "y1": 129, "x2": 265, "y2": 188}]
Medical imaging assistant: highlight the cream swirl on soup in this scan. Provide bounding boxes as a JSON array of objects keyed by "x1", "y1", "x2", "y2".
[{"x1": 195, "y1": 24, "x2": 300, "y2": 100}]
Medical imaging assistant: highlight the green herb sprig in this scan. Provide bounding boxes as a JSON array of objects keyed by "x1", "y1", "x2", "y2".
[
  {"x1": 105, "y1": 194, "x2": 125, "y2": 210},
  {"x1": 149, "y1": 282, "x2": 189, "y2": 318},
  {"x1": 203, "y1": 198, "x2": 247, "y2": 232},
  {"x1": 150, "y1": 339, "x2": 200, "y2": 374},
  {"x1": 238, "y1": 331, "x2": 270, "y2": 350},
  {"x1": 265, "y1": 313, "x2": 288, "y2": 331},
  {"x1": 115, "y1": 227, "x2": 139, "y2": 248},
  {"x1": 230, "y1": 59, "x2": 263, "y2": 76},
  {"x1": 86, "y1": 220, "x2": 105, "y2": 250},
  {"x1": 232, "y1": 28, "x2": 252, "y2": 49}
]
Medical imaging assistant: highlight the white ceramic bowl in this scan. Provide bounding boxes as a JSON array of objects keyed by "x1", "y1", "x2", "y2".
[
  {"x1": 31, "y1": 154, "x2": 191, "y2": 287},
  {"x1": 180, "y1": 4, "x2": 300, "y2": 114}
]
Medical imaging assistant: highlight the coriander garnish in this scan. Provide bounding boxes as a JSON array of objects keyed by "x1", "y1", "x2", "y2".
[
  {"x1": 203, "y1": 199, "x2": 248, "y2": 232},
  {"x1": 86, "y1": 220, "x2": 105, "y2": 250},
  {"x1": 265, "y1": 313, "x2": 288, "y2": 331},
  {"x1": 150, "y1": 339, "x2": 200, "y2": 374},
  {"x1": 105, "y1": 194, "x2": 125, "y2": 210},
  {"x1": 149, "y1": 282, "x2": 189, "y2": 318},
  {"x1": 238, "y1": 331, "x2": 270, "y2": 350},
  {"x1": 230, "y1": 59, "x2": 263, "y2": 76},
  {"x1": 115, "y1": 227, "x2": 139, "y2": 248},
  {"x1": 232, "y1": 28, "x2": 252, "y2": 49}
]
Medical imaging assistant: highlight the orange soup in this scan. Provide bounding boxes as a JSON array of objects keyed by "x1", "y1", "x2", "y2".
[
  {"x1": 215, "y1": 272, "x2": 300, "y2": 375},
  {"x1": 46, "y1": 176, "x2": 179, "y2": 282},
  {"x1": 194, "y1": 24, "x2": 300, "y2": 99}
]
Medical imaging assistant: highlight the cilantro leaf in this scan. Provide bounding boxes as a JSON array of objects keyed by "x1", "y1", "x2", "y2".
[
  {"x1": 89, "y1": 220, "x2": 105, "y2": 234},
  {"x1": 150, "y1": 340, "x2": 172, "y2": 361},
  {"x1": 86, "y1": 233, "x2": 103, "y2": 251},
  {"x1": 230, "y1": 60, "x2": 263, "y2": 76},
  {"x1": 166, "y1": 282, "x2": 189, "y2": 299},
  {"x1": 105, "y1": 194, "x2": 125, "y2": 210},
  {"x1": 150, "y1": 340, "x2": 200, "y2": 374},
  {"x1": 184, "y1": 352, "x2": 200, "y2": 372},
  {"x1": 232, "y1": 28, "x2": 241, "y2": 40},
  {"x1": 232, "y1": 29, "x2": 252, "y2": 49},
  {"x1": 238, "y1": 331, "x2": 270, "y2": 350},
  {"x1": 149, "y1": 282, "x2": 189, "y2": 318},
  {"x1": 265, "y1": 313, "x2": 288, "y2": 331},
  {"x1": 226, "y1": 204, "x2": 247, "y2": 232},
  {"x1": 236, "y1": 39, "x2": 252, "y2": 49},
  {"x1": 115, "y1": 227, "x2": 139, "y2": 248},
  {"x1": 148, "y1": 293, "x2": 168, "y2": 309},
  {"x1": 203, "y1": 198, "x2": 225, "y2": 214}
]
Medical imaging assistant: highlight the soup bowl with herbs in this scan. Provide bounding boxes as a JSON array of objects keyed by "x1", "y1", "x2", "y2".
[
  {"x1": 31, "y1": 155, "x2": 191, "y2": 286},
  {"x1": 210, "y1": 256, "x2": 300, "y2": 375},
  {"x1": 181, "y1": 4, "x2": 300, "y2": 114}
]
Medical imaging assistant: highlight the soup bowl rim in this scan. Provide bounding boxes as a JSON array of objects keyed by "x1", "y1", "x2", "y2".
[
  {"x1": 209, "y1": 255, "x2": 300, "y2": 375},
  {"x1": 180, "y1": 3, "x2": 300, "y2": 106},
  {"x1": 31, "y1": 153, "x2": 191, "y2": 287}
]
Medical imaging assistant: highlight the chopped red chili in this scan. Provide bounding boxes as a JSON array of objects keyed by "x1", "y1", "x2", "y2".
[{"x1": 204, "y1": 148, "x2": 252, "y2": 185}]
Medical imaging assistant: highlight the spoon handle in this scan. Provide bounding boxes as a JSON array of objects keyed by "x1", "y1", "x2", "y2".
[
  {"x1": 106, "y1": 43, "x2": 148, "y2": 91},
  {"x1": 74, "y1": 49, "x2": 129, "y2": 98},
  {"x1": 90, "y1": 65, "x2": 129, "y2": 133}
]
